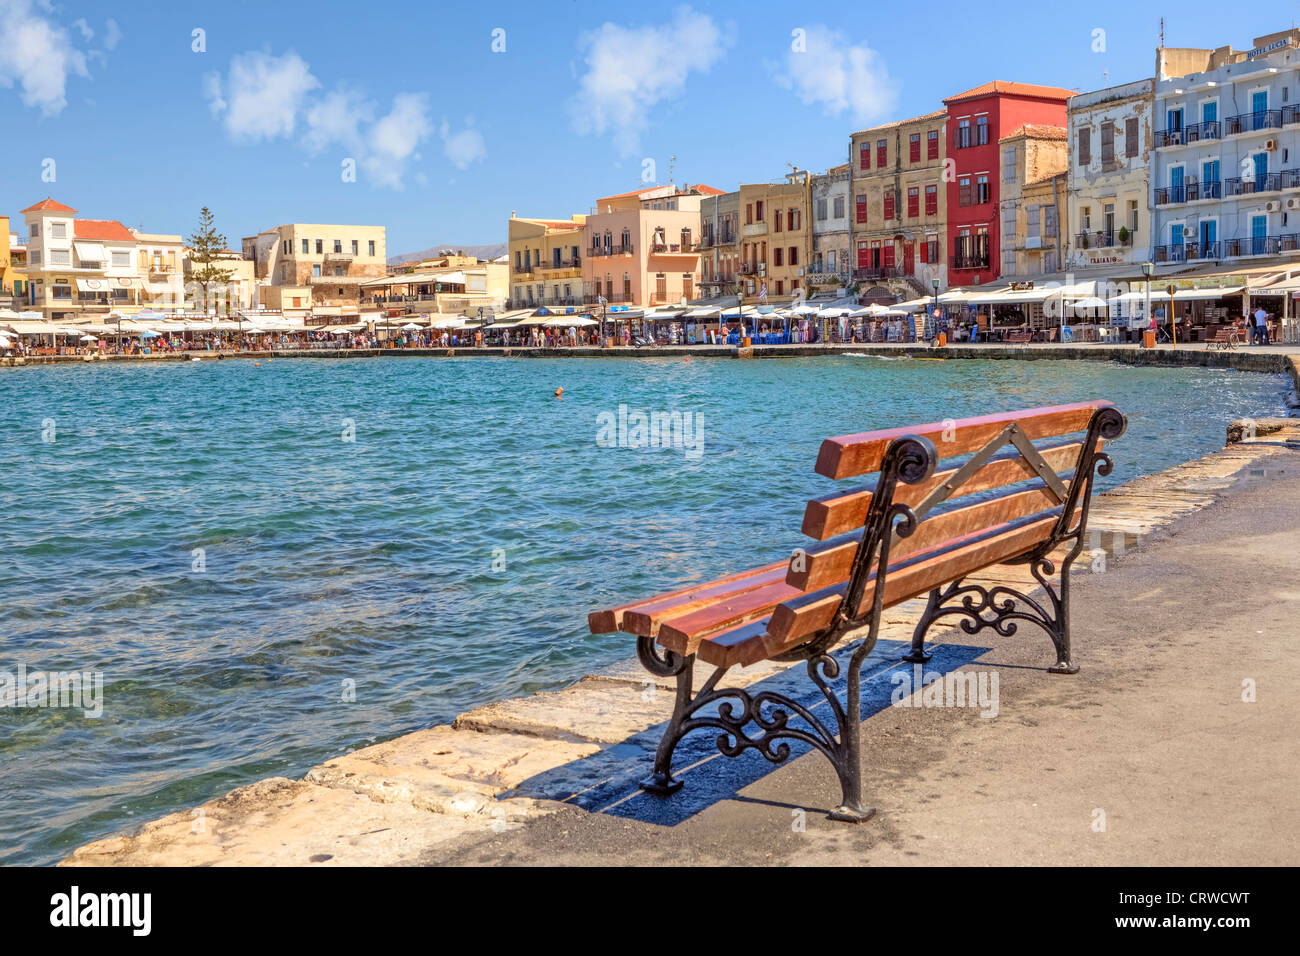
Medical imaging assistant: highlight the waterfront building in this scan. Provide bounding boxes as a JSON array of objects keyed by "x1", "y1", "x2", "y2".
[
  {"x1": 6, "y1": 230, "x2": 26, "y2": 304},
  {"x1": 241, "y1": 223, "x2": 387, "y2": 309},
  {"x1": 998, "y1": 125, "x2": 1068, "y2": 280},
  {"x1": 850, "y1": 109, "x2": 949, "y2": 300},
  {"x1": 1151, "y1": 29, "x2": 1300, "y2": 273},
  {"x1": 17, "y1": 198, "x2": 185, "y2": 320},
  {"x1": 1065, "y1": 79, "x2": 1155, "y2": 272},
  {"x1": 507, "y1": 214, "x2": 586, "y2": 308},
  {"x1": 734, "y1": 173, "x2": 810, "y2": 303},
  {"x1": 581, "y1": 183, "x2": 722, "y2": 307},
  {"x1": 0, "y1": 215, "x2": 9, "y2": 296},
  {"x1": 943, "y1": 82, "x2": 1074, "y2": 289},
  {"x1": 810, "y1": 164, "x2": 851, "y2": 295},
  {"x1": 182, "y1": 247, "x2": 258, "y2": 312},
  {"x1": 698, "y1": 189, "x2": 740, "y2": 300}
]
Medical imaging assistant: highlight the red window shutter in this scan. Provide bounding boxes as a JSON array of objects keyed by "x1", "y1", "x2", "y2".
[
  {"x1": 928, "y1": 131, "x2": 939, "y2": 159},
  {"x1": 925, "y1": 186, "x2": 938, "y2": 216},
  {"x1": 877, "y1": 141, "x2": 887, "y2": 166},
  {"x1": 907, "y1": 188, "x2": 919, "y2": 218},
  {"x1": 920, "y1": 240, "x2": 929, "y2": 264},
  {"x1": 883, "y1": 191, "x2": 895, "y2": 220},
  {"x1": 883, "y1": 244, "x2": 895, "y2": 268},
  {"x1": 910, "y1": 135, "x2": 921, "y2": 163},
  {"x1": 860, "y1": 143, "x2": 870, "y2": 170},
  {"x1": 856, "y1": 195, "x2": 868, "y2": 223}
]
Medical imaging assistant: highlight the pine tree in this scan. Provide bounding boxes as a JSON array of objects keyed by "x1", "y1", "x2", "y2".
[{"x1": 186, "y1": 207, "x2": 235, "y2": 315}]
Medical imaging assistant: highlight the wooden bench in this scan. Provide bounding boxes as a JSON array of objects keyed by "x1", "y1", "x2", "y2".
[
  {"x1": 589, "y1": 401, "x2": 1127, "y2": 822},
  {"x1": 1004, "y1": 330, "x2": 1034, "y2": 344},
  {"x1": 1204, "y1": 327, "x2": 1240, "y2": 351}
]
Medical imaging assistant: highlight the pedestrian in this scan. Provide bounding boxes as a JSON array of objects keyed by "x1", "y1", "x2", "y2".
[{"x1": 1252, "y1": 304, "x2": 1270, "y2": 345}]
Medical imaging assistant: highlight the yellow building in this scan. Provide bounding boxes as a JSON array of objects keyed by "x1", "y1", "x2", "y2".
[
  {"x1": 0, "y1": 215, "x2": 10, "y2": 295},
  {"x1": 241, "y1": 223, "x2": 387, "y2": 308},
  {"x1": 508, "y1": 214, "x2": 586, "y2": 307},
  {"x1": 850, "y1": 110, "x2": 949, "y2": 297},
  {"x1": 998, "y1": 125, "x2": 1069, "y2": 279},
  {"x1": 735, "y1": 174, "x2": 811, "y2": 302}
]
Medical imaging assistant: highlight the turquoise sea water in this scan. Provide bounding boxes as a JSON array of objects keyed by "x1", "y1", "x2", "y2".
[{"x1": 0, "y1": 355, "x2": 1289, "y2": 864}]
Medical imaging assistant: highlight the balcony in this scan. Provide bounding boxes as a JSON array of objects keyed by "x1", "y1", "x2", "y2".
[
  {"x1": 1224, "y1": 110, "x2": 1283, "y2": 136},
  {"x1": 1154, "y1": 120, "x2": 1222, "y2": 148},
  {"x1": 1224, "y1": 173, "x2": 1284, "y2": 197},
  {"x1": 588, "y1": 244, "x2": 632, "y2": 257},
  {"x1": 1222, "y1": 235, "x2": 1297, "y2": 257},
  {"x1": 1152, "y1": 244, "x2": 1186, "y2": 263},
  {"x1": 581, "y1": 293, "x2": 633, "y2": 305},
  {"x1": 950, "y1": 251, "x2": 990, "y2": 271},
  {"x1": 738, "y1": 263, "x2": 764, "y2": 276},
  {"x1": 649, "y1": 242, "x2": 696, "y2": 256},
  {"x1": 1075, "y1": 228, "x2": 1135, "y2": 250},
  {"x1": 1285, "y1": 105, "x2": 1300, "y2": 126},
  {"x1": 852, "y1": 266, "x2": 903, "y2": 280}
]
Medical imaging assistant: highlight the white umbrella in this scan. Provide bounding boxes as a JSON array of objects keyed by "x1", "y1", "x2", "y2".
[
  {"x1": 400, "y1": 322, "x2": 422, "y2": 331},
  {"x1": 244, "y1": 327, "x2": 267, "y2": 335},
  {"x1": 80, "y1": 334, "x2": 99, "y2": 342}
]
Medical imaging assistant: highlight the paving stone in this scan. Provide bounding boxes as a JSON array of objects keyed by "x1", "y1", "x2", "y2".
[
  {"x1": 453, "y1": 675, "x2": 679, "y2": 743},
  {"x1": 61, "y1": 777, "x2": 494, "y2": 867}
]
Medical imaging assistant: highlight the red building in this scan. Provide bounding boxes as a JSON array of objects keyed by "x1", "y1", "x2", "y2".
[{"x1": 943, "y1": 82, "x2": 1073, "y2": 288}]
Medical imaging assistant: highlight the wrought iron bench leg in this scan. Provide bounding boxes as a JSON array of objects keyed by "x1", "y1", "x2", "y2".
[
  {"x1": 901, "y1": 553, "x2": 1082, "y2": 675},
  {"x1": 640, "y1": 648, "x2": 696, "y2": 795}
]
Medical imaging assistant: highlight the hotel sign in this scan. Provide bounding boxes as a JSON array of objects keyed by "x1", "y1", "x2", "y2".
[{"x1": 1248, "y1": 37, "x2": 1293, "y2": 59}]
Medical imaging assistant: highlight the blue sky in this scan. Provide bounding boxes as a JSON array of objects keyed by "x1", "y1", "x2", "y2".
[{"x1": 1, "y1": 0, "x2": 1296, "y2": 255}]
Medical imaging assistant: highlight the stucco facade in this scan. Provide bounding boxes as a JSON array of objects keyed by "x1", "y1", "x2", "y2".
[
  {"x1": 1065, "y1": 79, "x2": 1155, "y2": 271},
  {"x1": 810, "y1": 164, "x2": 851, "y2": 292},
  {"x1": 998, "y1": 126, "x2": 1068, "y2": 277},
  {"x1": 508, "y1": 215, "x2": 585, "y2": 307}
]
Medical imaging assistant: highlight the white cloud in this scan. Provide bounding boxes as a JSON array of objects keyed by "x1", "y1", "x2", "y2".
[
  {"x1": 570, "y1": 5, "x2": 730, "y2": 155},
  {"x1": 439, "y1": 119, "x2": 486, "y2": 170},
  {"x1": 206, "y1": 50, "x2": 436, "y2": 189},
  {"x1": 773, "y1": 25, "x2": 897, "y2": 125},
  {"x1": 363, "y1": 93, "x2": 433, "y2": 188},
  {"x1": 304, "y1": 88, "x2": 373, "y2": 152},
  {"x1": 206, "y1": 50, "x2": 319, "y2": 141},
  {"x1": 71, "y1": 17, "x2": 93, "y2": 41},
  {"x1": 104, "y1": 19, "x2": 122, "y2": 51},
  {"x1": 0, "y1": 0, "x2": 90, "y2": 116}
]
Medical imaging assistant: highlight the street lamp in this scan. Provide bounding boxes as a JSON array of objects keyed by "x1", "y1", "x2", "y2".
[{"x1": 1141, "y1": 261, "x2": 1153, "y2": 347}]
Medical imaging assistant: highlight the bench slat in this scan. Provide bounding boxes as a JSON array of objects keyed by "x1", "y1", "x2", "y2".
[
  {"x1": 619, "y1": 564, "x2": 788, "y2": 637},
  {"x1": 761, "y1": 509, "x2": 1073, "y2": 658},
  {"x1": 788, "y1": 485, "x2": 1069, "y2": 592},
  {"x1": 588, "y1": 560, "x2": 785, "y2": 634},
  {"x1": 814, "y1": 401, "x2": 1109, "y2": 480},
  {"x1": 801, "y1": 439, "x2": 1095, "y2": 541},
  {"x1": 656, "y1": 579, "x2": 802, "y2": 656}
]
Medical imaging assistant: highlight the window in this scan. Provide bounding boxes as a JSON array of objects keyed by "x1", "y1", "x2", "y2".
[
  {"x1": 789, "y1": 208, "x2": 799, "y2": 231},
  {"x1": 926, "y1": 235, "x2": 939, "y2": 264},
  {"x1": 883, "y1": 191, "x2": 895, "y2": 220},
  {"x1": 859, "y1": 142, "x2": 870, "y2": 170},
  {"x1": 907, "y1": 187, "x2": 919, "y2": 218},
  {"x1": 976, "y1": 116, "x2": 988, "y2": 145},
  {"x1": 302, "y1": 239, "x2": 309, "y2": 254},
  {"x1": 283, "y1": 240, "x2": 290, "y2": 254},
  {"x1": 958, "y1": 176, "x2": 972, "y2": 207},
  {"x1": 745, "y1": 203, "x2": 754, "y2": 225},
  {"x1": 927, "y1": 129, "x2": 939, "y2": 159},
  {"x1": 856, "y1": 194, "x2": 868, "y2": 223},
  {"x1": 789, "y1": 246, "x2": 798, "y2": 266},
  {"x1": 1081, "y1": 206, "x2": 1092, "y2": 230},
  {"x1": 1125, "y1": 117, "x2": 1139, "y2": 158},
  {"x1": 775, "y1": 280, "x2": 784, "y2": 295},
  {"x1": 30, "y1": 250, "x2": 40, "y2": 265},
  {"x1": 877, "y1": 139, "x2": 887, "y2": 167},
  {"x1": 816, "y1": 198, "x2": 828, "y2": 220},
  {"x1": 1002, "y1": 248, "x2": 1017, "y2": 275},
  {"x1": 51, "y1": 222, "x2": 66, "y2": 239},
  {"x1": 1127, "y1": 200, "x2": 1138, "y2": 233},
  {"x1": 52, "y1": 284, "x2": 71, "y2": 299},
  {"x1": 1003, "y1": 204, "x2": 1016, "y2": 239},
  {"x1": 30, "y1": 224, "x2": 39, "y2": 237},
  {"x1": 333, "y1": 239, "x2": 342, "y2": 253},
  {"x1": 925, "y1": 184, "x2": 938, "y2": 216},
  {"x1": 50, "y1": 248, "x2": 70, "y2": 265},
  {"x1": 112, "y1": 249, "x2": 130, "y2": 267},
  {"x1": 315, "y1": 239, "x2": 323, "y2": 254},
  {"x1": 1026, "y1": 204, "x2": 1040, "y2": 239},
  {"x1": 313, "y1": 264, "x2": 321, "y2": 277},
  {"x1": 832, "y1": 196, "x2": 845, "y2": 219},
  {"x1": 1044, "y1": 205, "x2": 1058, "y2": 238},
  {"x1": 1002, "y1": 146, "x2": 1017, "y2": 183},
  {"x1": 1100, "y1": 121, "x2": 1115, "y2": 163},
  {"x1": 368, "y1": 240, "x2": 376, "y2": 256},
  {"x1": 775, "y1": 212, "x2": 783, "y2": 233},
  {"x1": 975, "y1": 174, "x2": 989, "y2": 204},
  {"x1": 351, "y1": 240, "x2": 359, "y2": 254},
  {"x1": 910, "y1": 133, "x2": 921, "y2": 163},
  {"x1": 1078, "y1": 127, "x2": 1091, "y2": 165},
  {"x1": 957, "y1": 119, "x2": 970, "y2": 149},
  {"x1": 774, "y1": 247, "x2": 784, "y2": 266},
  {"x1": 756, "y1": 200, "x2": 764, "y2": 221}
]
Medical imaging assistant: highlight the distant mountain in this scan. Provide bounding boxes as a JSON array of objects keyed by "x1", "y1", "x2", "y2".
[{"x1": 388, "y1": 242, "x2": 506, "y2": 266}]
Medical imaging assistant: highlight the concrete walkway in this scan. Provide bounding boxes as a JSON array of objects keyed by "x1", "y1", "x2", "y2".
[{"x1": 63, "y1": 424, "x2": 1300, "y2": 866}]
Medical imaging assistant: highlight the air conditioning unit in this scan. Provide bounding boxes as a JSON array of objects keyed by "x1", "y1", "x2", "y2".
[
  {"x1": 758, "y1": 264, "x2": 766, "y2": 276},
  {"x1": 1183, "y1": 226, "x2": 1196, "y2": 239},
  {"x1": 1265, "y1": 138, "x2": 1279, "y2": 151},
  {"x1": 1266, "y1": 200, "x2": 1282, "y2": 213},
  {"x1": 1287, "y1": 197, "x2": 1300, "y2": 210}
]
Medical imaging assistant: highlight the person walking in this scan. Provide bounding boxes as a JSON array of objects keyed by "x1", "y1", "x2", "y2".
[{"x1": 1252, "y1": 305, "x2": 1270, "y2": 346}]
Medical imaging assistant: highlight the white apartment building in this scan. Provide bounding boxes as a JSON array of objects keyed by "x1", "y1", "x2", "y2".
[
  {"x1": 19, "y1": 197, "x2": 184, "y2": 320},
  {"x1": 810, "y1": 164, "x2": 851, "y2": 290},
  {"x1": 1152, "y1": 30, "x2": 1300, "y2": 269}
]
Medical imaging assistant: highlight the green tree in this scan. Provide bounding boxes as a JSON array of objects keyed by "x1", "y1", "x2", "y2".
[{"x1": 186, "y1": 207, "x2": 235, "y2": 315}]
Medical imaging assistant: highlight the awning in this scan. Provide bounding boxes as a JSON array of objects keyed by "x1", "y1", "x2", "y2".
[
  {"x1": 73, "y1": 241, "x2": 106, "y2": 260},
  {"x1": 75, "y1": 278, "x2": 112, "y2": 292}
]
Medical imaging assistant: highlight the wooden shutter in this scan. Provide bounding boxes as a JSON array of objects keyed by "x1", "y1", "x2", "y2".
[{"x1": 1078, "y1": 127, "x2": 1091, "y2": 165}]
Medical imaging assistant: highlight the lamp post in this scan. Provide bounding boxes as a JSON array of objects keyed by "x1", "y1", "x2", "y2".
[
  {"x1": 932, "y1": 276, "x2": 940, "y2": 339},
  {"x1": 1141, "y1": 261, "x2": 1153, "y2": 347}
]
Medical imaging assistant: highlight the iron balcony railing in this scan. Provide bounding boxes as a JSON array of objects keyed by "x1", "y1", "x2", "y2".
[
  {"x1": 949, "y1": 250, "x2": 990, "y2": 270},
  {"x1": 1153, "y1": 244, "x2": 1186, "y2": 263},
  {"x1": 852, "y1": 266, "x2": 903, "y2": 280},
  {"x1": 1154, "y1": 120, "x2": 1222, "y2": 148},
  {"x1": 1224, "y1": 173, "x2": 1284, "y2": 196},
  {"x1": 539, "y1": 258, "x2": 581, "y2": 270},
  {"x1": 1225, "y1": 109, "x2": 1283, "y2": 135},
  {"x1": 587, "y1": 244, "x2": 632, "y2": 257},
  {"x1": 580, "y1": 292, "x2": 633, "y2": 305}
]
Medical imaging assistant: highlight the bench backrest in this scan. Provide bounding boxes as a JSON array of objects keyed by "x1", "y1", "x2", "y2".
[{"x1": 765, "y1": 401, "x2": 1126, "y2": 656}]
